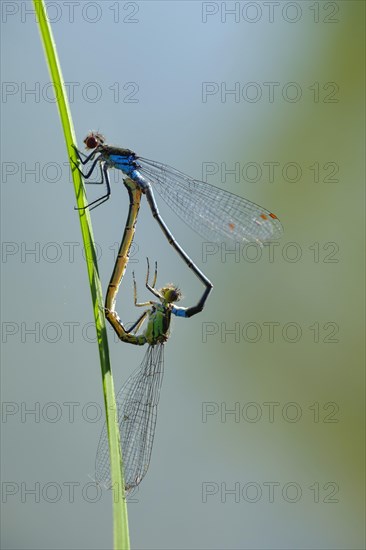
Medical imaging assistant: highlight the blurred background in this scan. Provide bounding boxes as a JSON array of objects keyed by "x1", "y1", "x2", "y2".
[{"x1": 1, "y1": 1, "x2": 364, "y2": 549}]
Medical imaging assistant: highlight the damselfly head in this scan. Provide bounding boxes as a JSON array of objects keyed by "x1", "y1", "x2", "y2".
[
  {"x1": 160, "y1": 284, "x2": 182, "y2": 303},
  {"x1": 84, "y1": 131, "x2": 105, "y2": 150}
]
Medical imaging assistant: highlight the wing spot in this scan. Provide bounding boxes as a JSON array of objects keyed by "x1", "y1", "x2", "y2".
[
  {"x1": 260, "y1": 214, "x2": 268, "y2": 220},
  {"x1": 269, "y1": 213, "x2": 278, "y2": 219},
  {"x1": 228, "y1": 223, "x2": 235, "y2": 231}
]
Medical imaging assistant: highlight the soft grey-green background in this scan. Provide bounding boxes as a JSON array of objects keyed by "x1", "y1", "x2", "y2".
[{"x1": 1, "y1": 1, "x2": 364, "y2": 549}]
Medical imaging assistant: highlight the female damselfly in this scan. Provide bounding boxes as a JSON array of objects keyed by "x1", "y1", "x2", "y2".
[
  {"x1": 98, "y1": 176, "x2": 210, "y2": 491},
  {"x1": 96, "y1": 258, "x2": 203, "y2": 491}
]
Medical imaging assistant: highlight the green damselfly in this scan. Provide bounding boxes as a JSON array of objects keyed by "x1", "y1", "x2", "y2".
[
  {"x1": 96, "y1": 178, "x2": 209, "y2": 491},
  {"x1": 97, "y1": 261, "x2": 205, "y2": 492}
]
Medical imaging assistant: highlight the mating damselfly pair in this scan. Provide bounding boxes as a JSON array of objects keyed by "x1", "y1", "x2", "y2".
[{"x1": 72, "y1": 132, "x2": 283, "y2": 491}]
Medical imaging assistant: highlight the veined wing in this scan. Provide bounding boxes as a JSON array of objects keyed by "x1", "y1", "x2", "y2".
[
  {"x1": 138, "y1": 157, "x2": 283, "y2": 244},
  {"x1": 95, "y1": 344, "x2": 165, "y2": 492}
]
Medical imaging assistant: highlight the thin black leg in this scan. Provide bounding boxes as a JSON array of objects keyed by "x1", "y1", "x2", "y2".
[
  {"x1": 75, "y1": 162, "x2": 112, "y2": 211},
  {"x1": 71, "y1": 145, "x2": 98, "y2": 165},
  {"x1": 125, "y1": 311, "x2": 148, "y2": 334},
  {"x1": 71, "y1": 157, "x2": 100, "y2": 180}
]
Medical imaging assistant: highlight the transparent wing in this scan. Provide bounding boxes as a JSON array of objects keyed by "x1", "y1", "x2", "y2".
[
  {"x1": 138, "y1": 157, "x2": 283, "y2": 244},
  {"x1": 95, "y1": 344, "x2": 164, "y2": 492}
]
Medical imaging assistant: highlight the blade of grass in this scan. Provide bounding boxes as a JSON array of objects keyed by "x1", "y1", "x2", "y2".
[{"x1": 32, "y1": 2, "x2": 130, "y2": 548}]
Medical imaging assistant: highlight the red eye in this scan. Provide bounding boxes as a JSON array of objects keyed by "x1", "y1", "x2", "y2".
[
  {"x1": 84, "y1": 134, "x2": 98, "y2": 149},
  {"x1": 83, "y1": 132, "x2": 105, "y2": 149}
]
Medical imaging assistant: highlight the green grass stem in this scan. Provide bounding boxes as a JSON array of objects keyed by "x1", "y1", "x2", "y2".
[{"x1": 32, "y1": 2, "x2": 130, "y2": 548}]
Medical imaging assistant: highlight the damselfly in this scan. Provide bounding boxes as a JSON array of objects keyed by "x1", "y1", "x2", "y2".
[
  {"x1": 72, "y1": 132, "x2": 283, "y2": 315},
  {"x1": 97, "y1": 176, "x2": 209, "y2": 491},
  {"x1": 96, "y1": 258, "x2": 202, "y2": 491}
]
